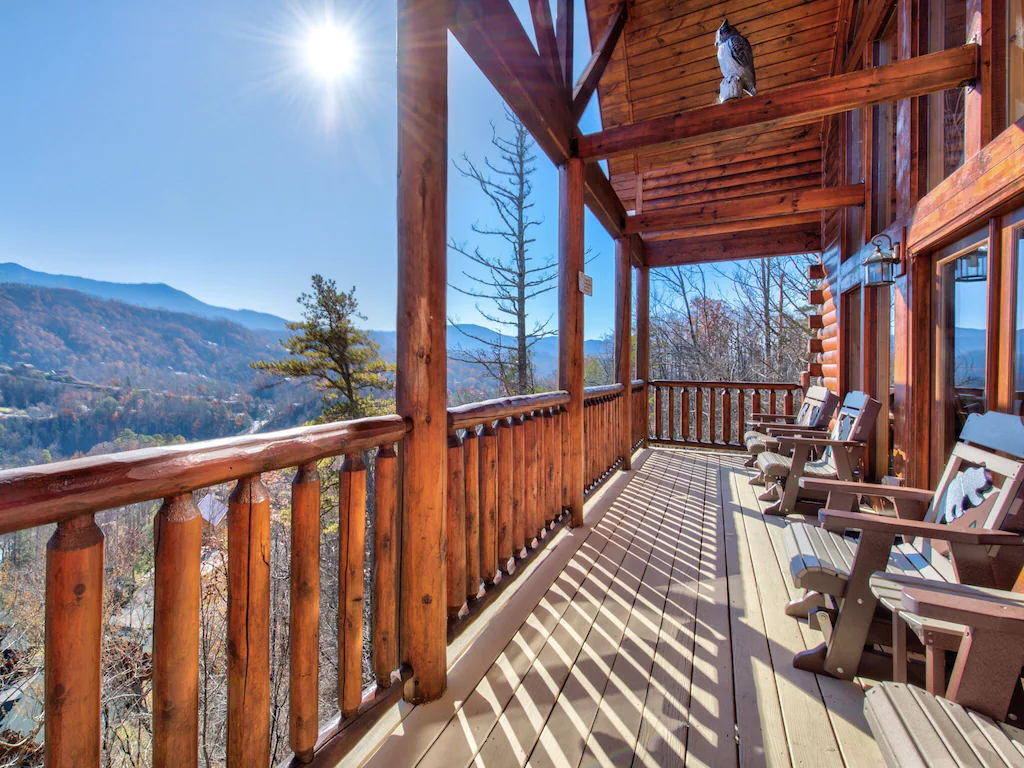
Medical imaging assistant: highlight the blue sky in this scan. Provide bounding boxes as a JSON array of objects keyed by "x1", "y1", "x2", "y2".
[{"x1": 0, "y1": 1, "x2": 616, "y2": 337}]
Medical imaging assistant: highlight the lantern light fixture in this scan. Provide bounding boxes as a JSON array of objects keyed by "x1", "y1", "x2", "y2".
[{"x1": 863, "y1": 233, "x2": 902, "y2": 287}]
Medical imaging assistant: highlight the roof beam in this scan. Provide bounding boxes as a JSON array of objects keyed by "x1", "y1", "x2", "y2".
[
  {"x1": 842, "y1": 0, "x2": 896, "y2": 72},
  {"x1": 640, "y1": 211, "x2": 822, "y2": 241},
  {"x1": 625, "y1": 184, "x2": 865, "y2": 234},
  {"x1": 577, "y1": 44, "x2": 979, "y2": 161},
  {"x1": 645, "y1": 227, "x2": 822, "y2": 267},
  {"x1": 556, "y1": 0, "x2": 573, "y2": 99},
  {"x1": 449, "y1": 0, "x2": 628, "y2": 236},
  {"x1": 450, "y1": 0, "x2": 571, "y2": 162},
  {"x1": 528, "y1": 0, "x2": 562, "y2": 88},
  {"x1": 571, "y1": 2, "x2": 628, "y2": 123}
]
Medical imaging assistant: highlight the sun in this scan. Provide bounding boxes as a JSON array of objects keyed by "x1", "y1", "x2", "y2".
[{"x1": 305, "y1": 24, "x2": 356, "y2": 82}]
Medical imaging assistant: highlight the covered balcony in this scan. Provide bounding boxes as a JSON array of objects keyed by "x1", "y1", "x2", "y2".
[{"x1": 3, "y1": 0, "x2": 1024, "y2": 765}]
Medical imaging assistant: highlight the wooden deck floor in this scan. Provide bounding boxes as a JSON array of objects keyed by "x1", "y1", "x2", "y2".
[{"x1": 361, "y1": 448, "x2": 885, "y2": 768}]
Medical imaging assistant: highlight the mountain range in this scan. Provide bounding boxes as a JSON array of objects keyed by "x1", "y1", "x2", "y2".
[
  {"x1": 0, "y1": 262, "x2": 607, "y2": 378},
  {"x1": 0, "y1": 262, "x2": 291, "y2": 331}
]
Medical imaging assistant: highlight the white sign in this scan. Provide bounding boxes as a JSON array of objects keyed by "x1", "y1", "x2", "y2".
[{"x1": 578, "y1": 272, "x2": 593, "y2": 296}]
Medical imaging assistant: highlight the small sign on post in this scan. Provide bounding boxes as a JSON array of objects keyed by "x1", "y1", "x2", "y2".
[{"x1": 578, "y1": 272, "x2": 593, "y2": 296}]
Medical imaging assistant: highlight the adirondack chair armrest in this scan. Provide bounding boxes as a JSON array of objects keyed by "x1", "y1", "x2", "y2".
[
  {"x1": 749, "y1": 412, "x2": 798, "y2": 424},
  {"x1": 778, "y1": 436, "x2": 862, "y2": 450},
  {"x1": 798, "y1": 478, "x2": 935, "y2": 503},
  {"x1": 901, "y1": 586, "x2": 1024, "y2": 635},
  {"x1": 765, "y1": 425, "x2": 829, "y2": 437},
  {"x1": 817, "y1": 509, "x2": 1024, "y2": 546}
]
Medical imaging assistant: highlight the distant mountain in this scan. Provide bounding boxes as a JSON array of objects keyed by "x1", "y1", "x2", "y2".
[
  {"x1": 0, "y1": 283, "x2": 283, "y2": 389},
  {"x1": 0, "y1": 264, "x2": 606, "y2": 382},
  {"x1": 0, "y1": 262, "x2": 291, "y2": 331},
  {"x1": 368, "y1": 323, "x2": 607, "y2": 380}
]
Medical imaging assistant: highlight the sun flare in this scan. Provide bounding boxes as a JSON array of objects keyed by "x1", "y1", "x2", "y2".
[{"x1": 305, "y1": 24, "x2": 355, "y2": 82}]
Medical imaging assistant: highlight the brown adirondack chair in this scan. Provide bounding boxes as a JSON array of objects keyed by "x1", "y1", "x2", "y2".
[
  {"x1": 754, "y1": 391, "x2": 882, "y2": 516},
  {"x1": 782, "y1": 411, "x2": 1024, "y2": 683},
  {"x1": 865, "y1": 583, "x2": 1024, "y2": 766},
  {"x1": 743, "y1": 385, "x2": 839, "y2": 468}
]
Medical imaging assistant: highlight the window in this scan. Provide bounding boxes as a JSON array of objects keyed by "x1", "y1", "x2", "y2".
[
  {"x1": 1014, "y1": 229, "x2": 1024, "y2": 416},
  {"x1": 926, "y1": 0, "x2": 967, "y2": 190},
  {"x1": 934, "y1": 237, "x2": 989, "y2": 472},
  {"x1": 844, "y1": 109, "x2": 866, "y2": 259},
  {"x1": 843, "y1": 287, "x2": 863, "y2": 394},
  {"x1": 871, "y1": 14, "x2": 899, "y2": 235},
  {"x1": 1009, "y1": 0, "x2": 1024, "y2": 124}
]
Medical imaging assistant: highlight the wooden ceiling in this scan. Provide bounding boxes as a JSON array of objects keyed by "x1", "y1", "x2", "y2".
[{"x1": 583, "y1": 0, "x2": 844, "y2": 259}]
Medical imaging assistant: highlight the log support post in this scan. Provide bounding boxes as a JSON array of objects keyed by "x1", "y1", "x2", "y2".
[
  {"x1": 559, "y1": 157, "x2": 586, "y2": 526},
  {"x1": 635, "y1": 264, "x2": 650, "y2": 446},
  {"x1": 614, "y1": 237, "x2": 633, "y2": 470},
  {"x1": 397, "y1": 0, "x2": 448, "y2": 704}
]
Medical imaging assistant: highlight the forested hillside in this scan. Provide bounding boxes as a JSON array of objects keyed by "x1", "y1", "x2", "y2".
[{"x1": 0, "y1": 283, "x2": 283, "y2": 391}]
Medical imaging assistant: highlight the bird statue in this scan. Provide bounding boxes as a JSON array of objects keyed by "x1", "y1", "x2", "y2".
[{"x1": 715, "y1": 20, "x2": 757, "y2": 102}]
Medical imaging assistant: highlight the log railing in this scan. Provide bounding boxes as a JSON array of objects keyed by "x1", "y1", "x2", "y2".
[
  {"x1": 649, "y1": 380, "x2": 802, "y2": 450},
  {"x1": 0, "y1": 382, "x2": 650, "y2": 766},
  {"x1": 445, "y1": 391, "x2": 572, "y2": 626},
  {"x1": 583, "y1": 383, "x2": 626, "y2": 492},
  {"x1": 631, "y1": 379, "x2": 646, "y2": 451},
  {"x1": 0, "y1": 415, "x2": 408, "y2": 767}
]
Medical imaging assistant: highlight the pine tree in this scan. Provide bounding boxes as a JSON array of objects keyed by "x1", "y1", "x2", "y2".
[{"x1": 252, "y1": 276, "x2": 394, "y2": 421}]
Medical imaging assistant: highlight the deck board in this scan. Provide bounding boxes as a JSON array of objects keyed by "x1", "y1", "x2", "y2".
[{"x1": 364, "y1": 448, "x2": 884, "y2": 768}]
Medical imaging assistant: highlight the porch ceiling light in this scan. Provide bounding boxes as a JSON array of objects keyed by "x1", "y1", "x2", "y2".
[{"x1": 863, "y1": 234, "x2": 901, "y2": 288}]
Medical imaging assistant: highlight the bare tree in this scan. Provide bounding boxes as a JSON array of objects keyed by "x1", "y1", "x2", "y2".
[{"x1": 448, "y1": 106, "x2": 556, "y2": 396}]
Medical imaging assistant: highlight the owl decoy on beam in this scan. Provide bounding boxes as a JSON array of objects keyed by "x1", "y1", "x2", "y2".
[{"x1": 715, "y1": 20, "x2": 757, "y2": 102}]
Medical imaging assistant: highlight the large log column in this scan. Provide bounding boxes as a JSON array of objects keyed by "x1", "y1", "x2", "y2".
[
  {"x1": 635, "y1": 263, "x2": 650, "y2": 447},
  {"x1": 559, "y1": 157, "x2": 585, "y2": 526},
  {"x1": 397, "y1": 0, "x2": 448, "y2": 703},
  {"x1": 614, "y1": 237, "x2": 632, "y2": 470}
]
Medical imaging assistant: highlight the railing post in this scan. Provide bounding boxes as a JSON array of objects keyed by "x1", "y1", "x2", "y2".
[
  {"x1": 681, "y1": 387, "x2": 690, "y2": 441},
  {"x1": 785, "y1": 388, "x2": 795, "y2": 416},
  {"x1": 446, "y1": 434, "x2": 467, "y2": 618},
  {"x1": 373, "y1": 444, "x2": 399, "y2": 686},
  {"x1": 227, "y1": 475, "x2": 270, "y2": 766},
  {"x1": 668, "y1": 386, "x2": 675, "y2": 441},
  {"x1": 290, "y1": 467, "x2": 320, "y2": 762},
  {"x1": 559, "y1": 405, "x2": 571, "y2": 519},
  {"x1": 464, "y1": 429, "x2": 481, "y2": 599},
  {"x1": 723, "y1": 389, "x2": 732, "y2": 445},
  {"x1": 45, "y1": 515, "x2": 104, "y2": 768},
  {"x1": 737, "y1": 389, "x2": 746, "y2": 448},
  {"x1": 696, "y1": 388, "x2": 704, "y2": 442},
  {"x1": 396, "y1": 0, "x2": 448, "y2": 703},
  {"x1": 615, "y1": 237, "x2": 632, "y2": 469},
  {"x1": 655, "y1": 385, "x2": 663, "y2": 439},
  {"x1": 513, "y1": 415, "x2": 527, "y2": 557},
  {"x1": 524, "y1": 412, "x2": 540, "y2": 545},
  {"x1": 559, "y1": 156, "x2": 585, "y2": 526},
  {"x1": 496, "y1": 418, "x2": 514, "y2": 572},
  {"x1": 153, "y1": 495, "x2": 202, "y2": 768},
  {"x1": 339, "y1": 455, "x2": 367, "y2": 718},
  {"x1": 479, "y1": 422, "x2": 498, "y2": 584}
]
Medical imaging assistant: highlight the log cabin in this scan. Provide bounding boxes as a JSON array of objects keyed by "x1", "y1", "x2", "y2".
[{"x1": 3, "y1": 0, "x2": 1024, "y2": 765}]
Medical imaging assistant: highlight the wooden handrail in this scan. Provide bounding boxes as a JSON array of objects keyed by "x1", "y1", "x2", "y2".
[
  {"x1": 650, "y1": 380, "x2": 801, "y2": 390},
  {"x1": 0, "y1": 414, "x2": 409, "y2": 536},
  {"x1": 583, "y1": 383, "x2": 625, "y2": 401},
  {"x1": 448, "y1": 390, "x2": 570, "y2": 430}
]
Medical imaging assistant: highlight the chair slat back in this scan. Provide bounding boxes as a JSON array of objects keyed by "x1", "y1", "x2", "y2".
[
  {"x1": 819, "y1": 392, "x2": 882, "y2": 472},
  {"x1": 914, "y1": 412, "x2": 1024, "y2": 569},
  {"x1": 797, "y1": 386, "x2": 840, "y2": 429}
]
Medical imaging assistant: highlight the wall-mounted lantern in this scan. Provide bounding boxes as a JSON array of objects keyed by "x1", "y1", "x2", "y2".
[
  {"x1": 863, "y1": 233, "x2": 902, "y2": 287},
  {"x1": 953, "y1": 245, "x2": 988, "y2": 283}
]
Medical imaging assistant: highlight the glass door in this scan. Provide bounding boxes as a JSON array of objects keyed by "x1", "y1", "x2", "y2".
[{"x1": 934, "y1": 237, "x2": 990, "y2": 475}]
